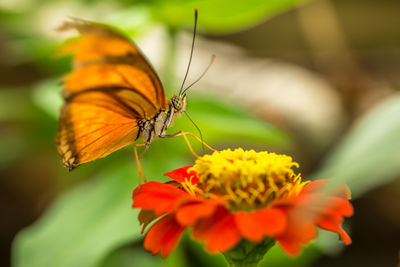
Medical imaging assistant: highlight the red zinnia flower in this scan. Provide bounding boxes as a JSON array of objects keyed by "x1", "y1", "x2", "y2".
[{"x1": 132, "y1": 149, "x2": 353, "y2": 259}]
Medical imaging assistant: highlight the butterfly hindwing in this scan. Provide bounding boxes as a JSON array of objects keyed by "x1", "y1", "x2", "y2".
[{"x1": 57, "y1": 91, "x2": 142, "y2": 170}]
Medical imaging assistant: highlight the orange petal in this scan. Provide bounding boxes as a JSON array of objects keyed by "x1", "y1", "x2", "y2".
[
  {"x1": 144, "y1": 215, "x2": 185, "y2": 258},
  {"x1": 132, "y1": 181, "x2": 189, "y2": 215},
  {"x1": 192, "y1": 207, "x2": 241, "y2": 253},
  {"x1": 234, "y1": 208, "x2": 287, "y2": 242},
  {"x1": 164, "y1": 165, "x2": 198, "y2": 184},
  {"x1": 176, "y1": 198, "x2": 226, "y2": 226}
]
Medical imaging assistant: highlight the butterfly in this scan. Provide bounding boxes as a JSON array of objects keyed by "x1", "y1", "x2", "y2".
[{"x1": 55, "y1": 18, "x2": 194, "y2": 171}]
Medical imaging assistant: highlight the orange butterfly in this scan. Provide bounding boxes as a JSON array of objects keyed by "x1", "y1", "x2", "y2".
[{"x1": 56, "y1": 18, "x2": 195, "y2": 171}]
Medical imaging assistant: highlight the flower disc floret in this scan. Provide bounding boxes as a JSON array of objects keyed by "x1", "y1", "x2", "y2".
[{"x1": 189, "y1": 148, "x2": 307, "y2": 210}]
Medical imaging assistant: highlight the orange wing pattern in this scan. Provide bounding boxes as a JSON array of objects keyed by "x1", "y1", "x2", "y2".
[
  {"x1": 57, "y1": 92, "x2": 140, "y2": 169},
  {"x1": 59, "y1": 19, "x2": 166, "y2": 110},
  {"x1": 56, "y1": 19, "x2": 166, "y2": 170}
]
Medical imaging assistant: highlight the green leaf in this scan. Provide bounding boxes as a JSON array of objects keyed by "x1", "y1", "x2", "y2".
[
  {"x1": 31, "y1": 79, "x2": 63, "y2": 119},
  {"x1": 186, "y1": 235, "x2": 227, "y2": 267},
  {"x1": 12, "y1": 161, "x2": 141, "y2": 267},
  {"x1": 223, "y1": 238, "x2": 275, "y2": 267},
  {"x1": 151, "y1": 0, "x2": 310, "y2": 32},
  {"x1": 0, "y1": 88, "x2": 35, "y2": 120},
  {"x1": 164, "y1": 237, "x2": 187, "y2": 267},
  {"x1": 314, "y1": 94, "x2": 400, "y2": 197},
  {"x1": 259, "y1": 243, "x2": 320, "y2": 267},
  {"x1": 100, "y1": 246, "x2": 165, "y2": 267}
]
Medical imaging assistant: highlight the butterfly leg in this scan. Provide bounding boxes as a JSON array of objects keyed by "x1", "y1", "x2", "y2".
[
  {"x1": 139, "y1": 142, "x2": 151, "y2": 159},
  {"x1": 160, "y1": 131, "x2": 216, "y2": 158},
  {"x1": 134, "y1": 142, "x2": 147, "y2": 183},
  {"x1": 180, "y1": 131, "x2": 215, "y2": 152}
]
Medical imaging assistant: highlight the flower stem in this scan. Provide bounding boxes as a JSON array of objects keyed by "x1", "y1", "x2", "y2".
[
  {"x1": 223, "y1": 239, "x2": 275, "y2": 267},
  {"x1": 225, "y1": 261, "x2": 259, "y2": 267}
]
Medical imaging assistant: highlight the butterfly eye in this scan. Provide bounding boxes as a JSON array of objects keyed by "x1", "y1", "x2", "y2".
[{"x1": 171, "y1": 96, "x2": 184, "y2": 111}]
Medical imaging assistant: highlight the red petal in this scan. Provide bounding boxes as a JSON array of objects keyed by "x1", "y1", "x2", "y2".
[
  {"x1": 316, "y1": 215, "x2": 341, "y2": 231},
  {"x1": 288, "y1": 209, "x2": 318, "y2": 243},
  {"x1": 164, "y1": 165, "x2": 198, "y2": 184},
  {"x1": 234, "y1": 208, "x2": 286, "y2": 242},
  {"x1": 276, "y1": 236, "x2": 302, "y2": 256},
  {"x1": 192, "y1": 207, "x2": 241, "y2": 252},
  {"x1": 316, "y1": 216, "x2": 352, "y2": 245},
  {"x1": 132, "y1": 181, "x2": 189, "y2": 215},
  {"x1": 302, "y1": 180, "x2": 350, "y2": 199},
  {"x1": 144, "y1": 215, "x2": 185, "y2": 258},
  {"x1": 176, "y1": 198, "x2": 226, "y2": 226},
  {"x1": 301, "y1": 180, "x2": 328, "y2": 194},
  {"x1": 305, "y1": 192, "x2": 353, "y2": 245},
  {"x1": 312, "y1": 197, "x2": 353, "y2": 222},
  {"x1": 338, "y1": 227, "x2": 352, "y2": 244},
  {"x1": 274, "y1": 199, "x2": 317, "y2": 256},
  {"x1": 273, "y1": 205, "x2": 317, "y2": 256},
  {"x1": 270, "y1": 179, "x2": 353, "y2": 256}
]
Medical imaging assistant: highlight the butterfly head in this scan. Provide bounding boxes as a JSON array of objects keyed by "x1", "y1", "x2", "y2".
[{"x1": 170, "y1": 95, "x2": 187, "y2": 113}]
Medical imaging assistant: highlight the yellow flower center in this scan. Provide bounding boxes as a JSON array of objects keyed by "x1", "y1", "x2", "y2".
[{"x1": 185, "y1": 148, "x2": 308, "y2": 211}]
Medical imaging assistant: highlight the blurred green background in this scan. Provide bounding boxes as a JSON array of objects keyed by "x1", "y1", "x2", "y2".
[{"x1": 1, "y1": 0, "x2": 400, "y2": 266}]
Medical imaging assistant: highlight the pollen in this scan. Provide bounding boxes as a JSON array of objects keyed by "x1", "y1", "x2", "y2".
[{"x1": 188, "y1": 148, "x2": 308, "y2": 211}]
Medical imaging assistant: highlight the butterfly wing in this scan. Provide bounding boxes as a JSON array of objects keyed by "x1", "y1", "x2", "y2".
[
  {"x1": 56, "y1": 19, "x2": 166, "y2": 170},
  {"x1": 57, "y1": 91, "x2": 141, "y2": 170},
  {"x1": 59, "y1": 19, "x2": 167, "y2": 112}
]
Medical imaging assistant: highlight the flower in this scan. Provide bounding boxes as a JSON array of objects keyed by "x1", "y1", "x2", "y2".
[{"x1": 132, "y1": 148, "x2": 353, "y2": 259}]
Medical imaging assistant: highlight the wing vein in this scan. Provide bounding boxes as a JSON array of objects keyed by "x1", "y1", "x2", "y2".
[
  {"x1": 74, "y1": 122, "x2": 136, "y2": 139},
  {"x1": 75, "y1": 123, "x2": 129, "y2": 154}
]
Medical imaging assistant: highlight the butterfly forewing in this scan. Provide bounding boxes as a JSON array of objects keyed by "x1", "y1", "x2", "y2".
[
  {"x1": 59, "y1": 20, "x2": 166, "y2": 108},
  {"x1": 63, "y1": 64, "x2": 161, "y2": 117},
  {"x1": 57, "y1": 19, "x2": 167, "y2": 169}
]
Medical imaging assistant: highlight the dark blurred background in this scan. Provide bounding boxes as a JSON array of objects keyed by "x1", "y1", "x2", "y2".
[{"x1": 1, "y1": 0, "x2": 400, "y2": 266}]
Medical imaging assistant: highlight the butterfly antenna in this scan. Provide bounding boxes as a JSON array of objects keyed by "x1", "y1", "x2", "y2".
[
  {"x1": 179, "y1": 8, "x2": 198, "y2": 96},
  {"x1": 184, "y1": 111, "x2": 205, "y2": 154},
  {"x1": 182, "y1": 54, "x2": 216, "y2": 95}
]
